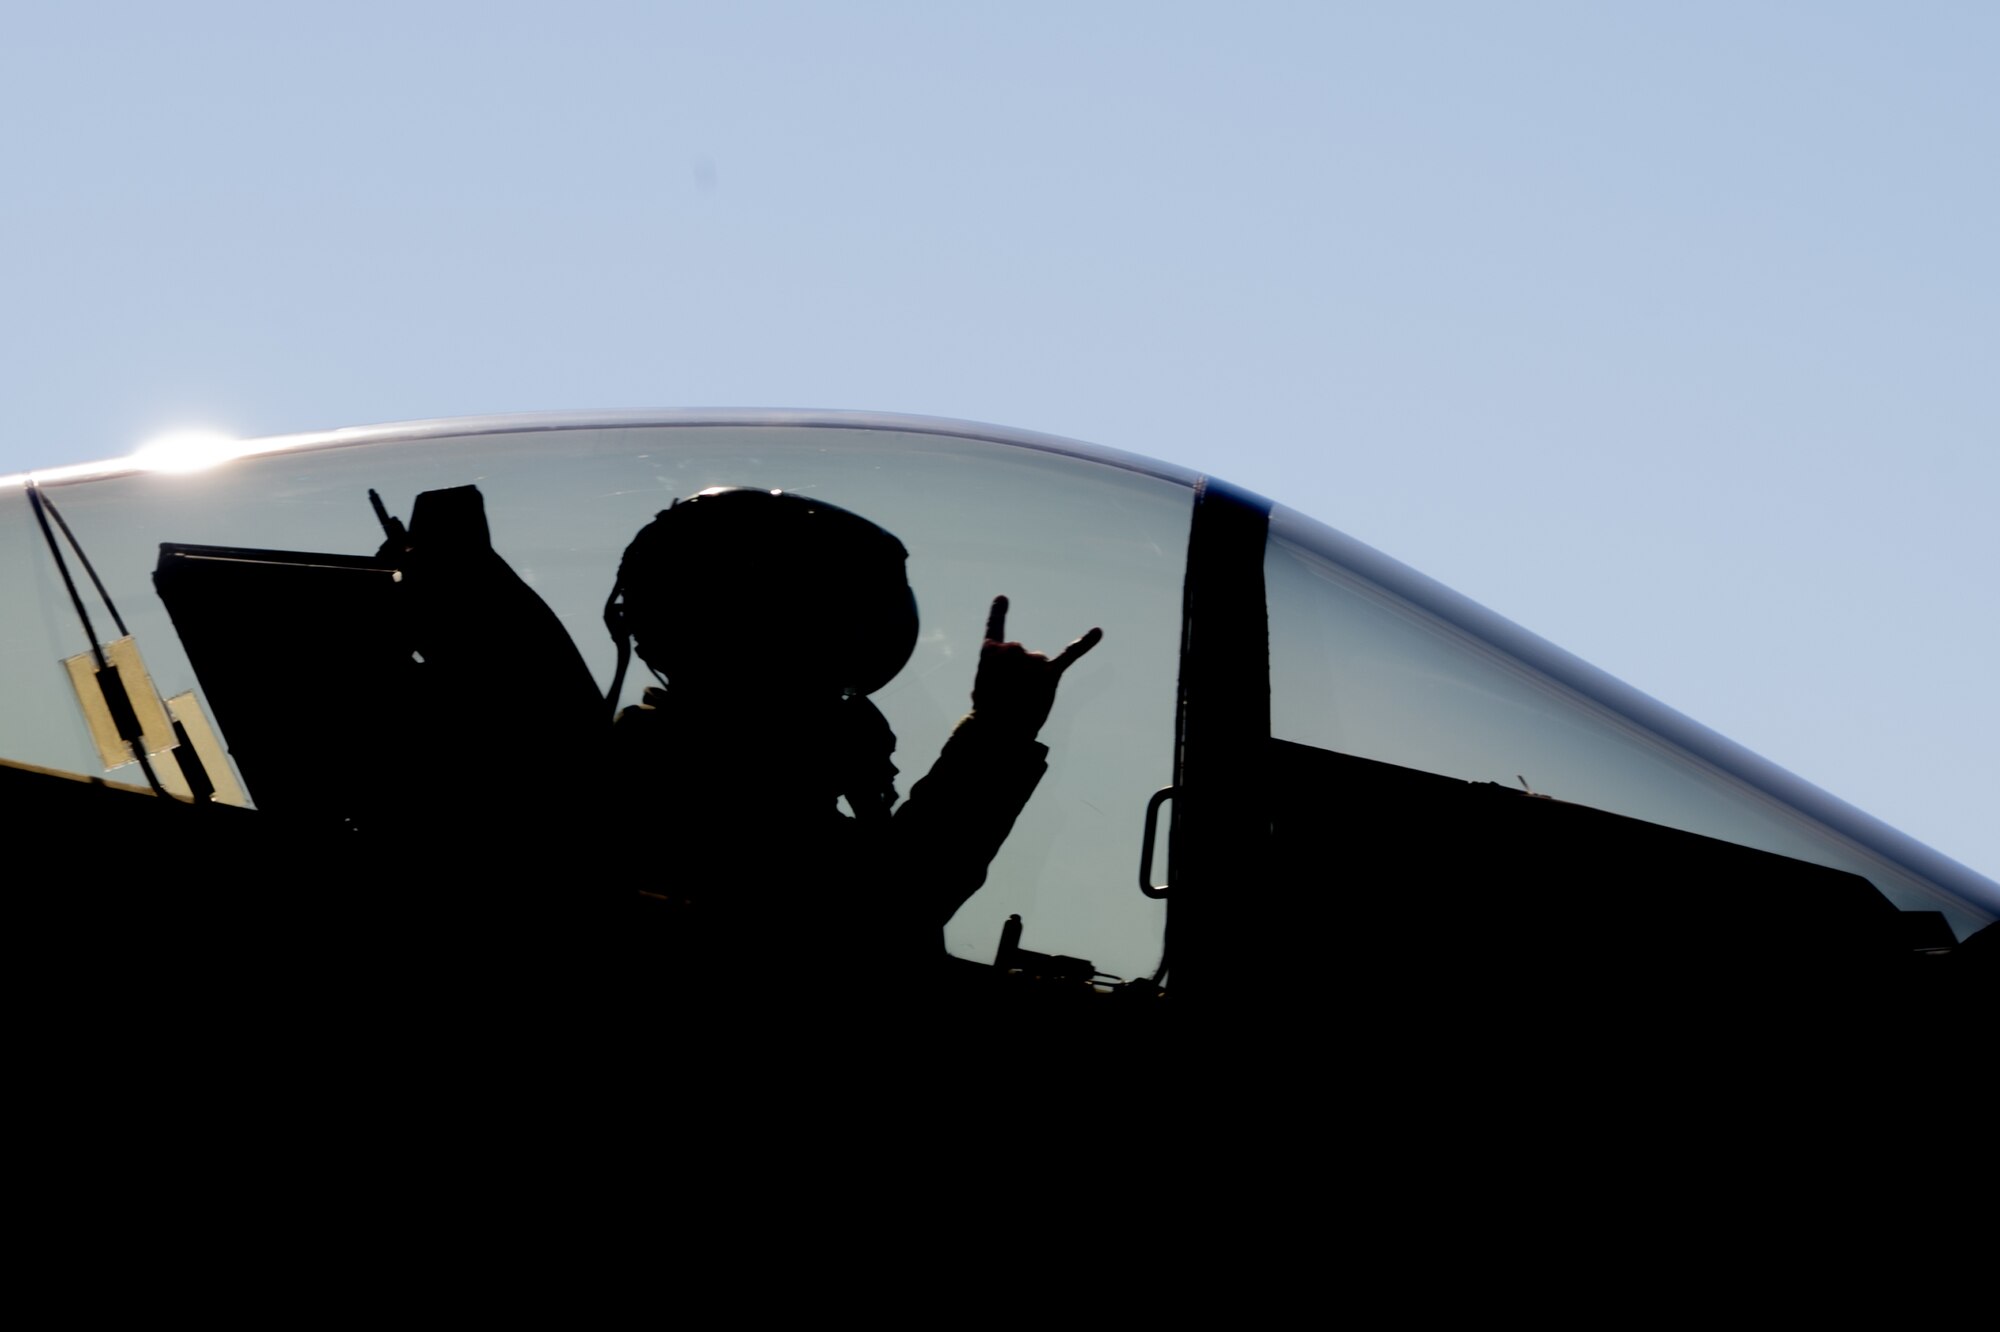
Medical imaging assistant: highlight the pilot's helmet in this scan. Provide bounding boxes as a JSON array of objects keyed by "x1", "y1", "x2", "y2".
[{"x1": 614, "y1": 487, "x2": 918, "y2": 696}]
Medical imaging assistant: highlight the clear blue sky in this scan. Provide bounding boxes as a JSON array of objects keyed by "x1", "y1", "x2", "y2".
[{"x1": 3, "y1": 1, "x2": 1994, "y2": 879}]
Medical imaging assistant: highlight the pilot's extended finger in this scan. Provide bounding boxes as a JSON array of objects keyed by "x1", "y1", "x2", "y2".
[
  {"x1": 1050, "y1": 626, "x2": 1104, "y2": 675},
  {"x1": 985, "y1": 595, "x2": 1009, "y2": 643}
]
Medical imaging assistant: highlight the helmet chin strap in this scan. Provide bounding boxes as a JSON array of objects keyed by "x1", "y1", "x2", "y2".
[{"x1": 835, "y1": 693, "x2": 897, "y2": 823}]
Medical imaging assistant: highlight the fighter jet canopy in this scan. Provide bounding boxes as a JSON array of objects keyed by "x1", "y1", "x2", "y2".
[{"x1": 3, "y1": 411, "x2": 1992, "y2": 984}]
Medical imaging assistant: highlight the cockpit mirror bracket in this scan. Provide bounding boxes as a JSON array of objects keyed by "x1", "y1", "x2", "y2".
[{"x1": 1139, "y1": 786, "x2": 1174, "y2": 898}]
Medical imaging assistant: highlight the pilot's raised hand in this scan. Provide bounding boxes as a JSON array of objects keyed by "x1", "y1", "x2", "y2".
[{"x1": 968, "y1": 595, "x2": 1103, "y2": 742}]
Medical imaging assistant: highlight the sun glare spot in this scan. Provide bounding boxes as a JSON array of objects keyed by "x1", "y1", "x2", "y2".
[{"x1": 130, "y1": 429, "x2": 244, "y2": 474}]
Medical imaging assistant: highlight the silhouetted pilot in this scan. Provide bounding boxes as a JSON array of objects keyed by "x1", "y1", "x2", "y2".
[{"x1": 603, "y1": 487, "x2": 1100, "y2": 993}]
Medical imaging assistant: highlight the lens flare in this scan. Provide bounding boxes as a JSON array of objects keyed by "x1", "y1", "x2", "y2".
[{"x1": 129, "y1": 429, "x2": 245, "y2": 474}]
